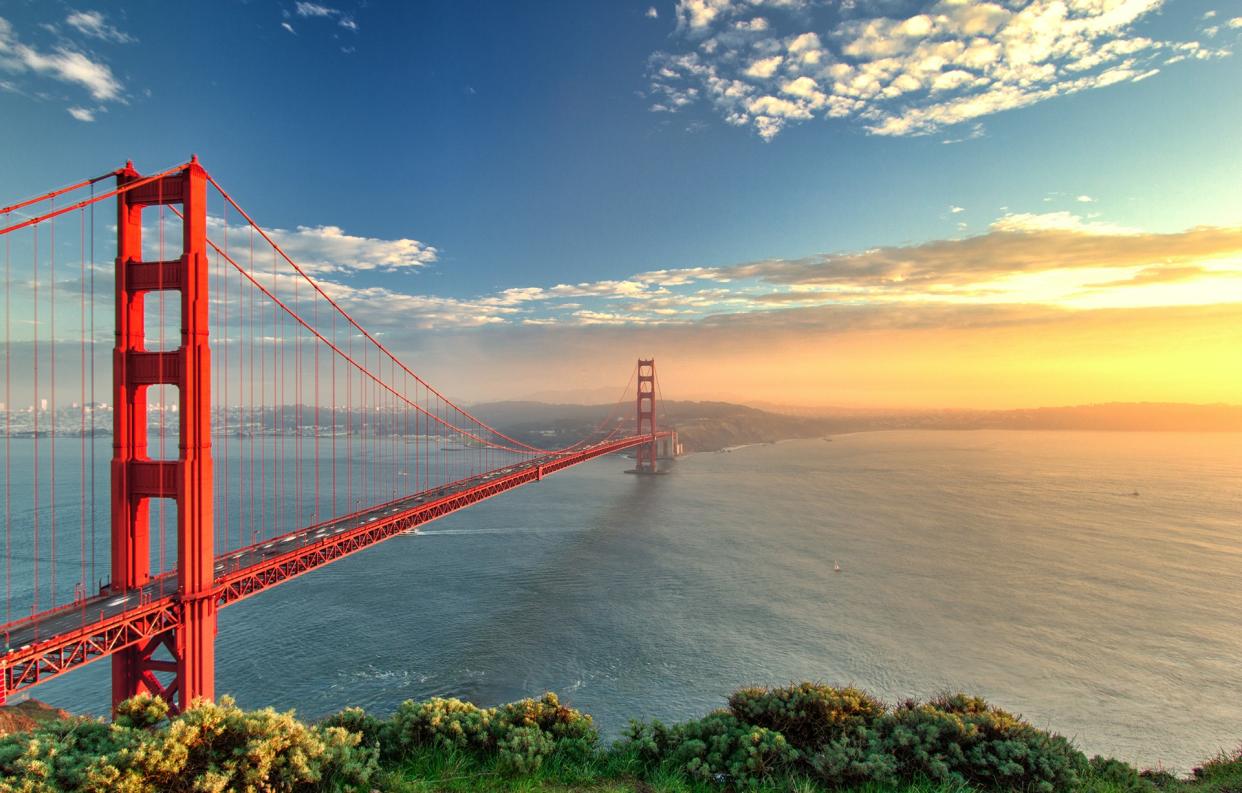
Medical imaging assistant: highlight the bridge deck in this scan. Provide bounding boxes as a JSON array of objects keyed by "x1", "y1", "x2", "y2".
[{"x1": 1, "y1": 434, "x2": 664, "y2": 700}]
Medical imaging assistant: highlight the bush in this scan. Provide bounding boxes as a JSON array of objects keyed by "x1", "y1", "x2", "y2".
[
  {"x1": 728, "y1": 683, "x2": 886, "y2": 752},
  {"x1": 1086, "y1": 755, "x2": 1157, "y2": 792},
  {"x1": 97, "y1": 696, "x2": 378, "y2": 792},
  {"x1": 807, "y1": 725, "x2": 899, "y2": 787},
  {"x1": 0, "y1": 717, "x2": 136, "y2": 793},
  {"x1": 2, "y1": 684, "x2": 1187, "y2": 793},
  {"x1": 886, "y1": 694, "x2": 1087, "y2": 793},
  {"x1": 496, "y1": 725, "x2": 555, "y2": 775},
  {"x1": 1189, "y1": 746, "x2": 1242, "y2": 788},
  {"x1": 623, "y1": 710, "x2": 799, "y2": 786},
  {"x1": 320, "y1": 706, "x2": 389, "y2": 755},
  {"x1": 492, "y1": 692, "x2": 597, "y2": 762},
  {"x1": 112, "y1": 693, "x2": 170, "y2": 731},
  {"x1": 0, "y1": 695, "x2": 377, "y2": 793},
  {"x1": 389, "y1": 696, "x2": 494, "y2": 755}
]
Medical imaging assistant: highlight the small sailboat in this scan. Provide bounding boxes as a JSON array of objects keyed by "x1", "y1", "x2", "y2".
[{"x1": 833, "y1": 560, "x2": 842, "y2": 573}]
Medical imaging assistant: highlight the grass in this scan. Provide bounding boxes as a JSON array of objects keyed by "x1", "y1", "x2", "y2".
[{"x1": 372, "y1": 745, "x2": 1242, "y2": 793}]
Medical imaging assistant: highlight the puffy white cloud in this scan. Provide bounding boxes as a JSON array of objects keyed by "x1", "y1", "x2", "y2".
[
  {"x1": 677, "y1": 0, "x2": 733, "y2": 32},
  {"x1": 744, "y1": 54, "x2": 783, "y2": 78},
  {"x1": 0, "y1": 16, "x2": 123, "y2": 101},
  {"x1": 269, "y1": 225, "x2": 437, "y2": 274},
  {"x1": 648, "y1": 0, "x2": 1232, "y2": 139},
  {"x1": 67, "y1": 105, "x2": 94, "y2": 121},
  {"x1": 206, "y1": 217, "x2": 438, "y2": 275},
  {"x1": 647, "y1": 6, "x2": 660, "y2": 19}
]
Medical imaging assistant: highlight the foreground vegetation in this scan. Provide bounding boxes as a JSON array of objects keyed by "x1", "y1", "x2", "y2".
[{"x1": 0, "y1": 683, "x2": 1238, "y2": 793}]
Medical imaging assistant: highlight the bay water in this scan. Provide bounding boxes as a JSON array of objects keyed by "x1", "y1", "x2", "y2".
[{"x1": 13, "y1": 430, "x2": 1242, "y2": 771}]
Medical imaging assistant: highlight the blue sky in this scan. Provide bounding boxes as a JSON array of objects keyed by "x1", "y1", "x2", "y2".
[{"x1": 2, "y1": 0, "x2": 1241, "y2": 406}]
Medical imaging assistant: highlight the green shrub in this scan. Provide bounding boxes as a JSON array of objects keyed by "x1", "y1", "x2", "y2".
[
  {"x1": 496, "y1": 724, "x2": 555, "y2": 775},
  {"x1": 1189, "y1": 746, "x2": 1242, "y2": 788},
  {"x1": 99, "y1": 696, "x2": 377, "y2": 792},
  {"x1": 623, "y1": 710, "x2": 798, "y2": 787},
  {"x1": 0, "y1": 696, "x2": 377, "y2": 793},
  {"x1": 621, "y1": 718, "x2": 680, "y2": 768},
  {"x1": 887, "y1": 694, "x2": 1087, "y2": 793},
  {"x1": 807, "y1": 725, "x2": 899, "y2": 787},
  {"x1": 320, "y1": 706, "x2": 389, "y2": 755},
  {"x1": 389, "y1": 696, "x2": 494, "y2": 755},
  {"x1": 386, "y1": 691, "x2": 595, "y2": 768},
  {"x1": 0, "y1": 717, "x2": 136, "y2": 793},
  {"x1": 1086, "y1": 755, "x2": 1156, "y2": 792},
  {"x1": 493, "y1": 692, "x2": 597, "y2": 762},
  {"x1": 728, "y1": 683, "x2": 886, "y2": 752},
  {"x1": 112, "y1": 693, "x2": 170, "y2": 731}
]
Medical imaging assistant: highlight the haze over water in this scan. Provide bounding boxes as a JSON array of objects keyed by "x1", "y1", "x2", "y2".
[{"x1": 23, "y1": 430, "x2": 1242, "y2": 771}]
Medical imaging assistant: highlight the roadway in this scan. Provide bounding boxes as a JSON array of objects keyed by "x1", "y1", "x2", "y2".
[{"x1": 2, "y1": 450, "x2": 571, "y2": 654}]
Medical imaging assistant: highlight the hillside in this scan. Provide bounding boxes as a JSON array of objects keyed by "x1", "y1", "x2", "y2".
[
  {"x1": 469, "y1": 400, "x2": 834, "y2": 453},
  {"x1": 469, "y1": 400, "x2": 1242, "y2": 454}
]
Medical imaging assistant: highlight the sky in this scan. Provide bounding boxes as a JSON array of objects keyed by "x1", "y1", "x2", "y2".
[{"x1": 1, "y1": 0, "x2": 1241, "y2": 408}]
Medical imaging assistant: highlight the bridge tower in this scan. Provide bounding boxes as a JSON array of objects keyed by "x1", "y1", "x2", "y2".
[
  {"x1": 111, "y1": 158, "x2": 215, "y2": 714},
  {"x1": 635, "y1": 359, "x2": 657, "y2": 474}
]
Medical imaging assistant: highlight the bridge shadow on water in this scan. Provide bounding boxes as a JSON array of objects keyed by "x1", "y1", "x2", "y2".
[{"x1": 441, "y1": 464, "x2": 674, "y2": 706}]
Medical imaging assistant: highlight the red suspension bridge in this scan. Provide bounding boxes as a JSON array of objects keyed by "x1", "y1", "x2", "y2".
[{"x1": 0, "y1": 158, "x2": 672, "y2": 713}]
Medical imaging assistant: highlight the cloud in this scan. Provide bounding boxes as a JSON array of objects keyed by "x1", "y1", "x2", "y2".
[
  {"x1": 281, "y1": 22, "x2": 296, "y2": 34},
  {"x1": 1076, "y1": 194, "x2": 1095, "y2": 202},
  {"x1": 677, "y1": 0, "x2": 734, "y2": 32},
  {"x1": 294, "y1": 2, "x2": 358, "y2": 31},
  {"x1": 206, "y1": 217, "x2": 437, "y2": 275},
  {"x1": 596, "y1": 217, "x2": 1242, "y2": 309},
  {"x1": 67, "y1": 105, "x2": 94, "y2": 121},
  {"x1": 0, "y1": 16, "x2": 123, "y2": 101},
  {"x1": 65, "y1": 10, "x2": 135, "y2": 43},
  {"x1": 295, "y1": 3, "x2": 336, "y2": 17},
  {"x1": 647, "y1": 0, "x2": 1233, "y2": 139},
  {"x1": 989, "y1": 211, "x2": 1133, "y2": 234},
  {"x1": 1083, "y1": 265, "x2": 1214, "y2": 289},
  {"x1": 188, "y1": 201, "x2": 1241, "y2": 338},
  {"x1": 950, "y1": 205, "x2": 964, "y2": 213},
  {"x1": 647, "y1": 7, "x2": 660, "y2": 20}
]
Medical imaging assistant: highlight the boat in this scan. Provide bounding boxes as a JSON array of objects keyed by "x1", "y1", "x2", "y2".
[{"x1": 833, "y1": 560, "x2": 841, "y2": 573}]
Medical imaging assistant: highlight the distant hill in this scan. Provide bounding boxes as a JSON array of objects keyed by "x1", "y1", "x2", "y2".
[
  {"x1": 470, "y1": 400, "x2": 1242, "y2": 454},
  {"x1": 751, "y1": 402, "x2": 1242, "y2": 433}
]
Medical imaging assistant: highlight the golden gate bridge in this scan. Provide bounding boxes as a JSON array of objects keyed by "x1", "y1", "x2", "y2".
[{"x1": 0, "y1": 157, "x2": 670, "y2": 713}]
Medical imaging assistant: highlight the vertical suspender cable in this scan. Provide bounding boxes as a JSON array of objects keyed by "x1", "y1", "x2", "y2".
[
  {"x1": 50, "y1": 206, "x2": 57, "y2": 606},
  {"x1": 80, "y1": 206, "x2": 87, "y2": 598},
  {"x1": 3, "y1": 209, "x2": 9, "y2": 623},
  {"x1": 33, "y1": 220, "x2": 40, "y2": 614},
  {"x1": 89, "y1": 188, "x2": 96, "y2": 589}
]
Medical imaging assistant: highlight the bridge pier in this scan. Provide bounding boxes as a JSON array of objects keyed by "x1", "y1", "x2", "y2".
[{"x1": 111, "y1": 158, "x2": 215, "y2": 715}]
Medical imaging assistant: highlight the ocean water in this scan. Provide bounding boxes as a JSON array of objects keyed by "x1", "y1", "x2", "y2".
[{"x1": 13, "y1": 430, "x2": 1242, "y2": 770}]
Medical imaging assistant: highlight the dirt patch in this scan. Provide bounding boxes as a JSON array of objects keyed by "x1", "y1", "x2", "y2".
[{"x1": 0, "y1": 699, "x2": 72, "y2": 736}]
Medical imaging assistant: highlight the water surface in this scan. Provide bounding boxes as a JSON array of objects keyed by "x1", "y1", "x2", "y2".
[{"x1": 21, "y1": 430, "x2": 1242, "y2": 770}]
